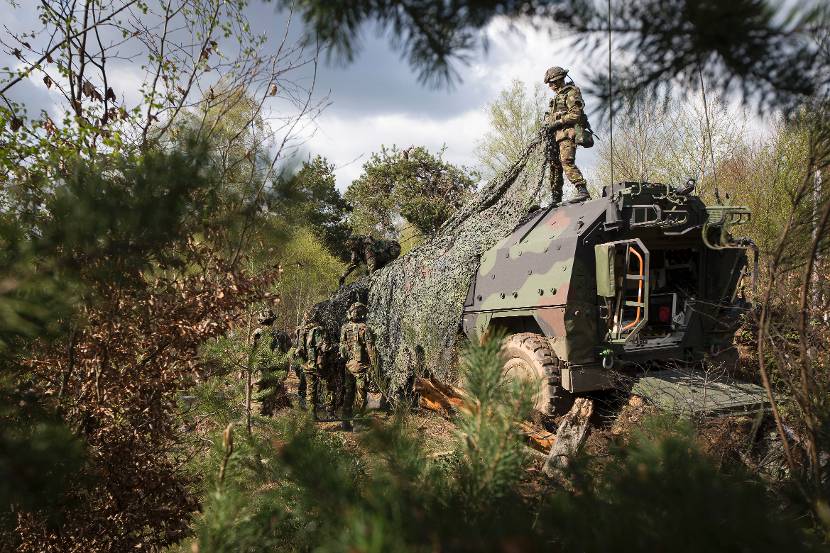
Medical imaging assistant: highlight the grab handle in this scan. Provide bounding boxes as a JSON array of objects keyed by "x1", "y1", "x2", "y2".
[{"x1": 622, "y1": 247, "x2": 644, "y2": 331}]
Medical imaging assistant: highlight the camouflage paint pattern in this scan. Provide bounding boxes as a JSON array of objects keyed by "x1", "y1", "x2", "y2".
[
  {"x1": 462, "y1": 181, "x2": 752, "y2": 376},
  {"x1": 463, "y1": 197, "x2": 605, "y2": 363}
]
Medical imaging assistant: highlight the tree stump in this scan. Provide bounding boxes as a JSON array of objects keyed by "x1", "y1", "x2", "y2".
[{"x1": 543, "y1": 398, "x2": 594, "y2": 477}]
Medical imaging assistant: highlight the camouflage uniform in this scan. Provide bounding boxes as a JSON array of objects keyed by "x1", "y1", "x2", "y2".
[
  {"x1": 339, "y1": 302, "x2": 377, "y2": 427},
  {"x1": 544, "y1": 66, "x2": 590, "y2": 204},
  {"x1": 265, "y1": 326, "x2": 307, "y2": 408},
  {"x1": 295, "y1": 312, "x2": 336, "y2": 419},
  {"x1": 252, "y1": 308, "x2": 296, "y2": 416},
  {"x1": 338, "y1": 235, "x2": 402, "y2": 286}
]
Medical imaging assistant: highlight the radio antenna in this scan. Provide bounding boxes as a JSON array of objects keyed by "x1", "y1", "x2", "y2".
[
  {"x1": 698, "y1": 65, "x2": 721, "y2": 203},
  {"x1": 608, "y1": 0, "x2": 614, "y2": 188}
]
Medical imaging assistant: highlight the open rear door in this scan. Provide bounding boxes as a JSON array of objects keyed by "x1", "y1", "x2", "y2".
[{"x1": 595, "y1": 239, "x2": 650, "y2": 343}]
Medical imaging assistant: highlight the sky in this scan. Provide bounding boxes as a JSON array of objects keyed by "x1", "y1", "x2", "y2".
[
  {"x1": 0, "y1": 2, "x2": 635, "y2": 192},
  {"x1": 291, "y1": 14, "x2": 602, "y2": 190}
]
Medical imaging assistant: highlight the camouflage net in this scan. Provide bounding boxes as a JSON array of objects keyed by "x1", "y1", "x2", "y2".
[{"x1": 315, "y1": 132, "x2": 550, "y2": 394}]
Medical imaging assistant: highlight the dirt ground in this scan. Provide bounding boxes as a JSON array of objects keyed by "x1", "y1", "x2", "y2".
[
  {"x1": 276, "y1": 368, "x2": 772, "y2": 487},
  {"x1": 280, "y1": 371, "x2": 460, "y2": 455}
]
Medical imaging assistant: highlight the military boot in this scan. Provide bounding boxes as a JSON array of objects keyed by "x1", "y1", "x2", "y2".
[
  {"x1": 569, "y1": 183, "x2": 590, "y2": 203},
  {"x1": 340, "y1": 419, "x2": 353, "y2": 432}
]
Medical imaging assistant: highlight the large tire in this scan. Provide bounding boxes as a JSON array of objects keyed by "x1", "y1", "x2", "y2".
[{"x1": 501, "y1": 332, "x2": 572, "y2": 416}]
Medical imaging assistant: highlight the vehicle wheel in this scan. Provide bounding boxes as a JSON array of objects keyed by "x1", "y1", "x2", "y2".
[{"x1": 501, "y1": 332, "x2": 573, "y2": 416}]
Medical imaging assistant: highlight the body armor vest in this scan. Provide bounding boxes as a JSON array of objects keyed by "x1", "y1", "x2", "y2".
[
  {"x1": 343, "y1": 322, "x2": 370, "y2": 365},
  {"x1": 551, "y1": 85, "x2": 575, "y2": 122}
]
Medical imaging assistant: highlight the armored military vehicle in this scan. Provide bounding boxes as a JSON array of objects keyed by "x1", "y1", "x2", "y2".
[{"x1": 461, "y1": 181, "x2": 756, "y2": 414}]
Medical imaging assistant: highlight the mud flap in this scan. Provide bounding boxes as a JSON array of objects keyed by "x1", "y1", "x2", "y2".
[
  {"x1": 462, "y1": 312, "x2": 492, "y2": 342},
  {"x1": 560, "y1": 366, "x2": 613, "y2": 393}
]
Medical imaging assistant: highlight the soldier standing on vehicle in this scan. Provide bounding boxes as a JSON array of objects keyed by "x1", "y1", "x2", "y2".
[
  {"x1": 295, "y1": 310, "x2": 336, "y2": 420},
  {"x1": 339, "y1": 301, "x2": 378, "y2": 431},
  {"x1": 338, "y1": 234, "x2": 402, "y2": 287},
  {"x1": 544, "y1": 66, "x2": 593, "y2": 204}
]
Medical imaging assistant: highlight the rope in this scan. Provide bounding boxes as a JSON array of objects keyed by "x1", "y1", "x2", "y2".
[{"x1": 698, "y1": 64, "x2": 721, "y2": 203}]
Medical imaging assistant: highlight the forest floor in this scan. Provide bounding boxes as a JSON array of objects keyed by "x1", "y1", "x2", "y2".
[
  {"x1": 281, "y1": 371, "x2": 461, "y2": 455},
  {"x1": 238, "y1": 318, "x2": 769, "y2": 467},
  {"x1": 268, "y1": 367, "x2": 772, "y2": 490}
]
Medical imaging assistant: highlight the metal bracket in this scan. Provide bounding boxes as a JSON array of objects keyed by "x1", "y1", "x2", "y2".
[
  {"x1": 703, "y1": 206, "x2": 752, "y2": 250},
  {"x1": 630, "y1": 204, "x2": 662, "y2": 227}
]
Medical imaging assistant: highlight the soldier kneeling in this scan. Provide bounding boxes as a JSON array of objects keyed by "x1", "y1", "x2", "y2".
[{"x1": 339, "y1": 301, "x2": 378, "y2": 431}]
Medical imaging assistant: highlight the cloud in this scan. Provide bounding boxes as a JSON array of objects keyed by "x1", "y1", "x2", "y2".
[
  {"x1": 304, "y1": 108, "x2": 489, "y2": 190},
  {"x1": 475, "y1": 19, "x2": 599, "y2": 100},
  {"x1": 295, "y1": 17, "x2": 606, "y2": 190},
  {"x1": 104, "y1": 64, "x2": 149, "y2": 107},
  {"x1": 0, "y1": 61, "x2": 76, "y2": 124},
  {"x1": 2, "y1": 2, "x2": 605, "y2": 192}
]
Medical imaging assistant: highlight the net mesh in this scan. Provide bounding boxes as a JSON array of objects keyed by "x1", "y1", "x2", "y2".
[{"x1": 314, "y1": 133, "x2": 549, "y2": 393}]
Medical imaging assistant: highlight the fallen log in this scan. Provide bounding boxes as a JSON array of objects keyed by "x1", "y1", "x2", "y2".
[
  {"x1": 428, "y1": 378, "x2": 466, "y2": 402},
  {"x1": 414, "y1": 376, "x2": 558, "y2": 451},
  {"x1": 523, "y1": 445, "x2": 549, "y2": 463},
  {"x1": 543, "y1": 398, "x2": 594, "y2": 477},
  {"x1": 519, "y1": 421, "x2": 556, "y2": 452},
  {"x1": 414, "y1": 377, "x2": 464, "y2": 416}
]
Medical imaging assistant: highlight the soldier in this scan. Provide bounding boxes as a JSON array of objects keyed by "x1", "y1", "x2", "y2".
[
  {"x1": 543, "y1": 66, "x2": 592, "y2": 205},
  {"x1": 339, "y1": 301, "x2": 378, "y2": 431},
  {"x1": 252, "y1": 308, "x2": 298, "y2": 416},
  {"x1": 338, "y1": 234, "x2": 402, "y2": 287},
  {"x1": 295, "y1": 310, "x2": 336, "y2": 420}
]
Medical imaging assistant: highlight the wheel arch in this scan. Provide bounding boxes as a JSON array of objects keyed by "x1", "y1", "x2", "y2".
[{"x1": 488, "y1": 315, "x2": 545, "y2": 337}]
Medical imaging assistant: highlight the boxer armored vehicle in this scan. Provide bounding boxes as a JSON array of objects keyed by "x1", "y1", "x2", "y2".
[{"x1": 461, "y1": 181, "x2": 755, "y2": 414}]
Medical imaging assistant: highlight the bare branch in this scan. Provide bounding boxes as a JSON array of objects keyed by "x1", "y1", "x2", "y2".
[{"x1": 0, "y1": 0, "x2": 139, "y2": 99}]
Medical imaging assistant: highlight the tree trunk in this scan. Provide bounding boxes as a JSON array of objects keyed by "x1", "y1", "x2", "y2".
[
  {"x1": 245, "y1": 369, "x2": 252, "y2": 434},
  {"x1": 245, "y1": 306, "x2": 253, "y2": 434}
]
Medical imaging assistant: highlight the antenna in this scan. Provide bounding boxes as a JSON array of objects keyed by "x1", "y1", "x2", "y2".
[
  {"x1": 608, "y1": 0, "x2": 614, "y2": 188},
  {"x1": 698, "y1": 65, "x2": 721, "y2": 203}
]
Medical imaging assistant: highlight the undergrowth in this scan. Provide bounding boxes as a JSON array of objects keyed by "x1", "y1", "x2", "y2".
[{"x1": 174, "y1": 336, "x2": 826, "y2": 553}]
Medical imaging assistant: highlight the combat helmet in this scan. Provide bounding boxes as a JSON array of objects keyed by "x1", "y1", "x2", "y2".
[
  {"x1": 258, "y1": 307, "x2": 276, "y2": 325},
  {"x1": 544, "y1": 66, "x2": 568, "y2": 83},
  {"x1": 347, "y1": 302, "x2": 367, "y2": 322},
  {"x1": 388, "y1": 240, "x2": 402, "y2": 258}
]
